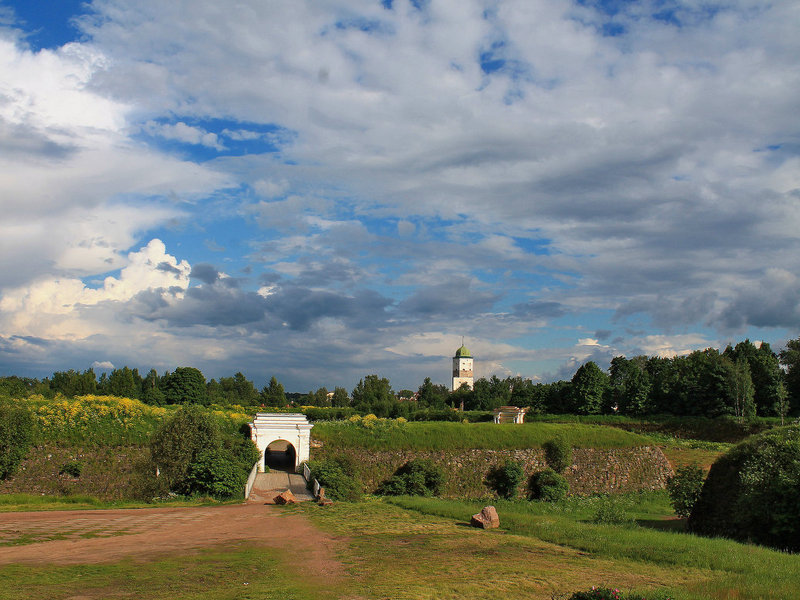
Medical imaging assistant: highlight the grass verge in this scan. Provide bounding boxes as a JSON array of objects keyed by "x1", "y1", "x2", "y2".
[
  {"x1": 0, "y1": 543, "x2": 326, "y2": 600},
  {"x1": 0, "y1": 492, "x2": 233, "y2": 513}
]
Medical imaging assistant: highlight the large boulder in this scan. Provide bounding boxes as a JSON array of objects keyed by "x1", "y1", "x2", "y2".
[{"x1": 471, "y1": 505, "x2": 500, "y2": 529}]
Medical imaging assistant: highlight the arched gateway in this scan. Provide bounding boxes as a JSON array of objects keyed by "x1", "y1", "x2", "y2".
[{"x1": 248, "y1": 413, "x2": 313, "y2": 473}]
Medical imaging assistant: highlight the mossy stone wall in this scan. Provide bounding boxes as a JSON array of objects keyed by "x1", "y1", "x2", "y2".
[{"x1": 311, "y1": 445, "x2": 672, "y2": 498}]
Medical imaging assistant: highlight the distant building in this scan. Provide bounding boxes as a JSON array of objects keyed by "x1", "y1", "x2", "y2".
[{"x1": 452, "y1": 343, "x2": 474, "y2": 391}]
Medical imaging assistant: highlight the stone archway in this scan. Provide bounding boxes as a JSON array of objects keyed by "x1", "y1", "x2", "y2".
[{"x1": 248, "y1": 413, "x2": 313, "y2": 473}]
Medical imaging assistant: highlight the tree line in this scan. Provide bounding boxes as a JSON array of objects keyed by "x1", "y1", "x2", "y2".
[{"x1": 1, "y1": 336, "x2": 798, "y2": 420}]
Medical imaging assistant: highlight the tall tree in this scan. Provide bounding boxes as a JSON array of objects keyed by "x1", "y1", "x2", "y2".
[
  {"x1": 726, "y1": 340, "x2": 783, "y2": 415},
  {"x1": 331, "y1": 387, "x2": 350, "y2": 407},
  {"x1": 417, "y1": 377, "x2": 449, "y2": 409},
  {"x1": 50, "y1": 369, "x2": 97, "y2": 397},
  {"x1": 141, "y1": 369, "x2": 164, "y2": 405},
  {"x1": 779, "y1": 336, "x2": 800, "y2": 415},
  {"x1": 261, "y1": 376, "x2": 286, "y2": 407},
  {"x1": 569, "y1": 361, "x2": 609, "y2": 414},
  {"x1": 162, "y1": 367, "x2": 208, "y2": 405},
  {"x1": 609, "y1": 356, "x2": 652, "y2": 415},
  {"x1": 352, "y1": 374, "x2": 394, "y2": 416},
  {"x1": 107, "y1": 366, "x2": 142, "y2": 399},
  {"x1": 728, "y1": 357, "x2": 756, "y2": 420}
]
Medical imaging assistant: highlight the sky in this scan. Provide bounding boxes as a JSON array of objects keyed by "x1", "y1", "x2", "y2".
[{"x1": 0, "y1": 0, "x2": 798, "y2": 393}]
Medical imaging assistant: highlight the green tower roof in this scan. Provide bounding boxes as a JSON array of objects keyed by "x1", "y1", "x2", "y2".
[{"x1": 455, "y1": 345, "x2": 472, "y2": 358}]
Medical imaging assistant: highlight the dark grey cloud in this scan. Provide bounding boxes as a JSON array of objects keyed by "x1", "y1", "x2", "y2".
[
  {"x1": 398, "y1": 278, "x2": 500, "y2": 318},
  {"x1": 189, "y1": 263, "x2": 220, "y2": 284},
  {"x1": 132, "y1": 285, "x2": 269, "y2": 328},
  {"x1": 0, "y1": 119, "x2": 76, "y2": 160},
  {"x1": 264, "y1": 286, "x2": 392, "y2": 331},
  {"x1": 512, "y1": 300, "x2": 568, "y2": 320},
  {"x1": 716, "y1": 273, "x2": 800, "y2": 331},
  {"x1": 157, "y1": 261, "x2": 184, "y2": 276}
]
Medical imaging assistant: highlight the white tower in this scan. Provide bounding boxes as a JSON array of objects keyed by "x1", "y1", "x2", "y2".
[{"x1": 452, "y1": 342, "x2": 474, "y2": 391}]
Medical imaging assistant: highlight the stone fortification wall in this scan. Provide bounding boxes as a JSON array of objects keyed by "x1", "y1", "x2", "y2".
[{"x1": 311, "y1": 445, "x2": 673, "y2": 498}]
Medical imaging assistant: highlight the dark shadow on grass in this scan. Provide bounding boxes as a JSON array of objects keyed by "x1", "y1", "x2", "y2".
[{"x1": 636, "y1": 517, "x2": 687, "y2": 532}]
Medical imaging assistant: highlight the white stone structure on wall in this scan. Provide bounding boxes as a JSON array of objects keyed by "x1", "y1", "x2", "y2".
[
  {"x1": 249, "y1": 413, "x2": 313, "y2": 473},
  {"x1": 452, "y1": 343, "x2": 474, "y2": 391}
]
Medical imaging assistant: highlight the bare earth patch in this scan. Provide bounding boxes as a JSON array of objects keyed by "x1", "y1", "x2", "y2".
[{"x1": 0, "y1": 503, "x2": 345, "y2": 583}]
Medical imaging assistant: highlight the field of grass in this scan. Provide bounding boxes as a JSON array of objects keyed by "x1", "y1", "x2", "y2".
[
  {"x1": 2, "y1": 492, "x2": 797, "y2": 599},
  {"x1": 0, "y1": 544, "x2": 326, "y2": 600},
  {"x1": 372, "y1": 494, "x2": 800, "y2": 599},
  {"x1": 312, "y1": 419, "x2": 654, "y2": 451}
]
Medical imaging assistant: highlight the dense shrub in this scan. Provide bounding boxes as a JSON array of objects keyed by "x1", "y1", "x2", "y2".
[
  {"x1": 529, "y1": 468, "x2": 569, "y2": 501},
  {"x1": 378, "y1": 458, "x2": 445, "y2": 497},
  {"x1": 149, "y1": 405, "x2": 219, "y2": 494},
  {"x1": 0, "y1": 403, "x2": 33, "y2": 479},
  {"x1": 186, "y1": 448, "x2": 246, "y2": 498},
  {"x1": 688, "y1": 425, "x2": 800, "y2": 551},
  {"x1": 59, "y1": 461, "x2": 83, "y2": 478},
  {"x1": 226, "y1": 434, "x2": 261, "y2": 470},
  {"x1": 486, "y1": 459, "x2": 524, "y2": 499},
  {"x1": 543, "y1": 435, "x2": 573, "y2": 472},
  {"x1": 146, "y1": 405, "x2": 257, "y2": 499},
  {"x1": 308, "y1": 456, "x2": 362, "y2": 502},
  {"x1": 666, "y1": 465, "x2": 704, "y2": 518},
  {"x1": 591, "y1": 496, "x2": 635, "y2": 526}
]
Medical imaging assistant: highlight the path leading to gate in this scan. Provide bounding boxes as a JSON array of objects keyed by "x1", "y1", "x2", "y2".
[{"x1": 247, "y1": 471, "x2": 315, "y2": 504}]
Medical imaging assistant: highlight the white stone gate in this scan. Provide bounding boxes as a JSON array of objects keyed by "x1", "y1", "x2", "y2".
[{"x1": 248, "y1": 413, "x2": 313, "y2": 473}]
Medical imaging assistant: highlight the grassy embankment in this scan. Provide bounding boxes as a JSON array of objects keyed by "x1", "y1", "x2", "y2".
[
  {"x1": 312, "y1": 418, "x2": 655, "y2": 450},
  {"x1": 0, "y1": 395, "x2": 254, "y2": 500}
]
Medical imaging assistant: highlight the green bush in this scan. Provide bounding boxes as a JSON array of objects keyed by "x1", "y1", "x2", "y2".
[
  {"x1": 529, "y1": 467, "x2": 569, "y2": 501},
  {"x1": 591, "y1": 496, "x2": 635, "y2": 526},
  {"x1": 226, "y1": 434, "x2": 261, "y2": 470},
  {"x1": 0, "y1": 403, "x2": 33, "y2": 479},
  {"x1": 688, "y1": 424, "x2": 800, "y2": 551},
  {"x1": 543, "y1": 435, "x2": 572, "y2": 472},
  {"x1": 378, "y1": 458, "x2": 446, "y2": 497},
  {"x1": 666, "y1": 464, "x2": 704, "y2": 518},
  {"x1": 186, "y1": 448, "x2": 246, "y2": 498},
  {"x1": 59, "y1": 461, "x2": 83, "y2": 478},
  {"x1": 146, "y1": 405, "x2": 256, "y2": 499},
  {"x1": 308, "y1": 456, "x2": 362, "y2": 502},
  {"x1": 149, "y1": 405, "x2": 220, "y2": 495},
  {"x1": 486, "y1": 459, "x2": 524, "y2": 499}
]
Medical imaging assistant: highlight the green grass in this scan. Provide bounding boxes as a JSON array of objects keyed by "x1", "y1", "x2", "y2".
[
  {"x1": 0, "y1": 544, "x2": 328, "y2": 600},
  {"x1": 312, "y1": 420, "x2": 653, "y2": 451},
  {"x1": 381, "y1": 494, "x2": 800, "y2": 599},
  {"x1": 0, "y1": 493, "x2": 234, "y2": 513}
]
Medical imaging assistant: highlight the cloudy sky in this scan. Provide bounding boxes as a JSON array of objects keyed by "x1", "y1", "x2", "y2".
[{"x1": 0, "y1": 0, "x2": 798, "y2": 392}]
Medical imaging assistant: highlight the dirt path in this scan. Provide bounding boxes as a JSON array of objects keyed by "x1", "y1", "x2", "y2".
[{"x1": 0, "y1": 503, "x2": 345, "y2": 581}]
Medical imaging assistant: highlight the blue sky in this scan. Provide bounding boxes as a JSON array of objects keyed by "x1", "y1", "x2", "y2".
[{"x1": 0, "y1": 0, "x2": 798, "y2": 392}]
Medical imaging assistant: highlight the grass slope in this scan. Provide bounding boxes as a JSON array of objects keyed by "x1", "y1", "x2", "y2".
[
  {"x1": 377, "y1": 495, "x2": 800, "y2": 599},
  {"x1": 312, "y1": 420, "x2": 653, "y2": 451}
]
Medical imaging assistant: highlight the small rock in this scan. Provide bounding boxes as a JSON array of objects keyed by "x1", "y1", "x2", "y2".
[
  {"x1": 273, "y1": 489, "x2": 297, "y2": 505},
  {"x1": 470, "y1": 505, "x2": 500, "y2": 529}
]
